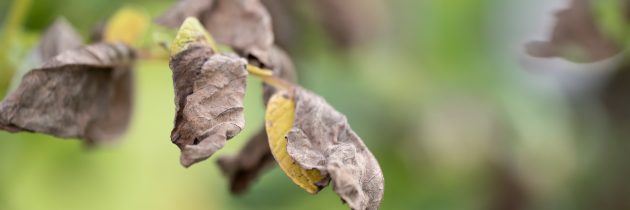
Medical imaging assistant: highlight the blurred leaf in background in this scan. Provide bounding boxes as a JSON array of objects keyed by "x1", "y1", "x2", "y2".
[{"x1": 2, "y1": 0, "x2": 630, "y2": 210}]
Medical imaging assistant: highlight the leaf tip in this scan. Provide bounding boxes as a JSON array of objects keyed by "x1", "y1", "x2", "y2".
[{"x1": 170, "y1": 17, "x2": 217, "y2": 56}]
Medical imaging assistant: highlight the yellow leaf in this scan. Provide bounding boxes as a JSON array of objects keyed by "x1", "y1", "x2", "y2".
[
  {"x1": 265, "y1": 91, "x2": 326, "y2": 194},
  {"x1": 104, "y1": 7, "x2": 149, "y2": 46},
  {"x1": 170, "y1": 17, "x2": 217, "y2": 56}
]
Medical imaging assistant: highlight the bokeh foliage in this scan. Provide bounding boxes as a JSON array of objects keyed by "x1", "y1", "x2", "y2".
[{"x1": 2, "y1": 0, "x2": 627, "y2": 210}]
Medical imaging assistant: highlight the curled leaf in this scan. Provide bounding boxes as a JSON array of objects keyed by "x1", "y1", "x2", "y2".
[
  {"x1": 216, "y1": 128, "x2": 276, "y2": 194},
  {"x1": 217, "y1": 45, "x2": 297, "y2": 194},
  {"x1": 313, "y1": 0, "x2": 383, "y2": 49},
  {"x1": 160, "y1": 0, "x2": 394, "y2": 55},
  {"x1": 266, "y1": 90, "x2": 327, "y2": 194},
  {"x1": 155, "y1": 0, "x2": 215, "y2": 29},
  {"x1": 169, "y1": 45, "x2": 248, "y2": 167},
  {"x1": 37, "y1": 17, "x2": 83, "y2": 61},
  {"x1": 261, "y1": 46, "x2": 296, "y2": 101},
  {"x1": 259, "y1": 0, "x2": 299, "y2": 50},
  {"x1": 0, "y1": 43, "x2": 135, "y2": 143},
  {"x1": 272, "y1": 87, "x2": 384, "y2": 210},
  {"x1": 525, "y1": 0, "x2": 621, "y2": 62},
  {"x1": 203, "y1": 0, "x2": 273, "y2": 59},
  {"x1": 261, "y1": 0, "x2": 385, "y2": 50},
  {"x1": 9, "y1": 17, "x2": 83, "y2": 91},
  {"x1": 158, "y1": 0, "x2": 274, "y2": 62}
]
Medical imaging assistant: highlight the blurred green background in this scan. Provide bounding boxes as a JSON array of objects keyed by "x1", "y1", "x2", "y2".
[{"x1": 1, "y1": 0, "x2": 627, "y2": 209}]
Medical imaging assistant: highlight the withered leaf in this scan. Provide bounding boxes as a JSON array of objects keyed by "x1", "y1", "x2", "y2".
[
  {"x1": 169, "y1": 45, "x2": 248, "y2": 167},
  {"x1": 313, "y1": 0, "x2": 381, "y2": 49},
  {"x1": 270, "y1": 87, "x2": 384, "y2": 210},
  {"x1": 526, "y1": 0, "x2": 622, "y2": 62},
  {"x1": 217, "y1": 45, "x2": 297, "y2": 194},
  {"x1": 0, "y1": 43, "x2": 135, "y2": 143},
  {"x1": 265, "y1": 90, "x2": 327, "y2": 194},
  {"x1": 155, "y1": 0, "x2": 215, "y2": 29},
  {"x1": 260, "y1": 0, "x2": 299, "y2": 51},
  {"x1": 216, "y1": 128, "x2": 276, "y2": 194},
  {"x1": 261, "y1": 45, "x2": 296, "y2": 102},
  {"x1": 202, "y1": 0, "x2": 273, "y2": 58},
  {"x1": 9, "y1": 17, "x2": 83, "y2": 92},
  {"x1": 261, "y1": 0, "x2": 384, "y2": 50},
  {"x1": 158, "y1": 0, "x2": 274, "y2": 63},
  {"x1": 37, "y1": 18, "x2": 83, "y2": 61}
]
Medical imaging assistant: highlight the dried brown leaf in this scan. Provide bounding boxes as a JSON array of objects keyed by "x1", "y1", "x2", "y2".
[
  {"x1": 313, "y1": 0, "x2": 380, "y2": 49},
  {"x1": 169, "y1": 45, "x2": 248, "y2": 167},
  {"x1": 9, "y1": 17, "x2": 83, "y2": 92},
  {"x1": 155, "y1": 0, "x2": 215, "y2": 28},
  {"x1": 260, "y1": 0, "x2": 299, "y2": 51},
  {"x1": 284, "y1": 87, "x2": 384, "y2": 210},
  {"x1": 158, "y1": 0, "x2": 274, "y2": 63},
  {"x1": 0, "y1": 43, "x2": 135, "y2": 143},
  {"x1": 203, "y1": 0, "x2": 273, "y2": 59},
  {"x1": 265, "y1": 90, "x2": 327, "y2": 194},
  {"x1": 525, "y1": 0, "x2": 621, "y2": 62},
  {"x1": 216, "y1": 128, "x2": 276, "y2": 194},
  {"x1": 217, "y1": 45, "x2": 296, "y2": 194},
  {"x1": 37, "y1": 17, "x2": 83, "y2": 61},
  {"x1": 262, "y1": 0, "x2": 385, "y2": 50},
  {"x1": 261, "y1": 46, "x2": 296, "y2": 102}
]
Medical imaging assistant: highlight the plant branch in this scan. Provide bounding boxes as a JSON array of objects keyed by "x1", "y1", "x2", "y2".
[{"x1": 246, "y1": 64, "x2": 293, "y2": 91}]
